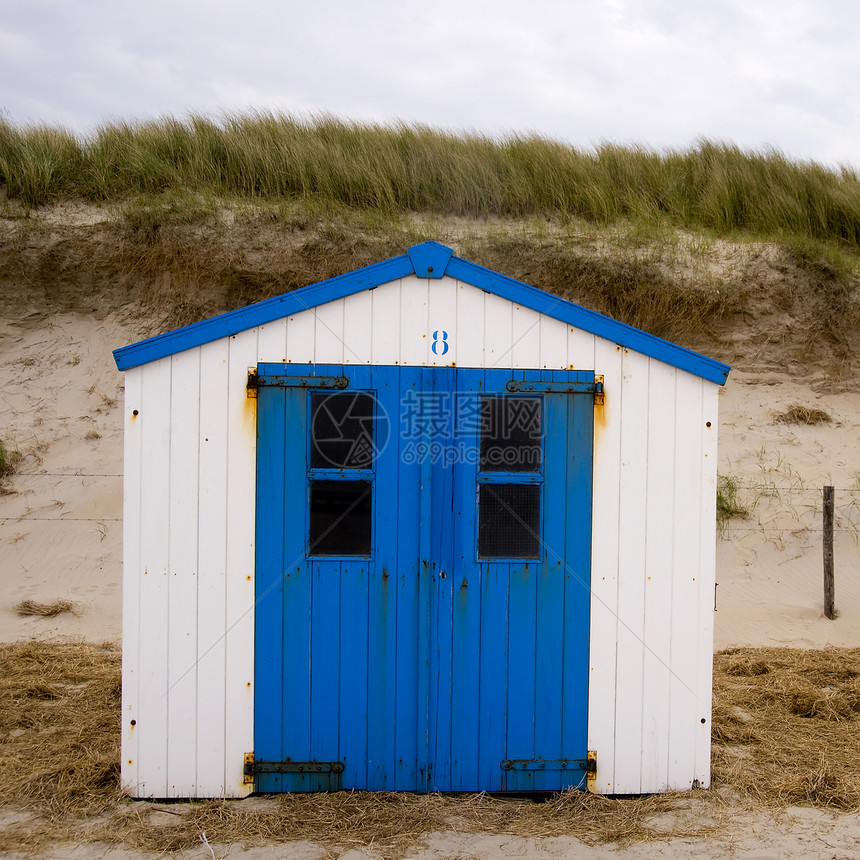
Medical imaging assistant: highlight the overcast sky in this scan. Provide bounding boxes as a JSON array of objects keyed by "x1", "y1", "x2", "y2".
[{"x1": 1, "y1": 0, "x2": 857, "y2": 168}]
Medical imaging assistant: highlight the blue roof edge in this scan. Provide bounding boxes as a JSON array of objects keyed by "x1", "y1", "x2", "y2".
[
  {"x1": 444, "y1": 256, "x2": 731, "y2": 386},
  {"x1": 113, "y1": 241, "x2": 731, "y2": 385},
  {"x1": 113, "y1": 253, "x2": 413, "y2": 371}
]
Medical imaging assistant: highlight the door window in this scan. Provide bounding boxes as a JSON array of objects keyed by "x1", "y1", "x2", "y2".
[
  {"x1": 308, "y1": 392, "x2": 376, "y2": 557},
  {"x1": 477, "y1": 396, "x2": 543, "y2": 559}
]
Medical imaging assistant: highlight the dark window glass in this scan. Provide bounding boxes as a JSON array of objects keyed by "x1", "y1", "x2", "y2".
[
  {"x1": 309, "y1": 480, "x2": 372, "y2": 556},
  {"x1": 310, "y1": 393, "x2": 375, "y2": 469},
  {"x1": 480, "y1": 397, "x2": 542, "y2": 472},
  {"x1": 478, "y1": 484, "x2": 540, "y2": 559}
]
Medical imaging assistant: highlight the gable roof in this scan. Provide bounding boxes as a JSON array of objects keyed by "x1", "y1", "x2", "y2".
[{"x1": 113, "y1": 241, "x2": 730, "y2": 385}]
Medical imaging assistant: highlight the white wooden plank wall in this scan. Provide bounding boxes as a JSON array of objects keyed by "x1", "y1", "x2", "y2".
[
  {"x1": 135, "y1": 359, "x2": 172, "y2": 797},
  {"x1": 120, "y1": 369, "x2": 143, "y2": 794},
  {"x1": 587, "y1": 340, "x2": 624, "y2": 793},
  {"x1": 166, "y1": 349, "x2": 201, "y2": 796},
  {"x1": 124, "y1": 275, "x2": 719, "y2": 797},
  {"x1": 694, "y1": 385, "x2": 719, "y2": 786},
  {"x1": 224, "y1": 330, "x2": 260, "y2": 796}
]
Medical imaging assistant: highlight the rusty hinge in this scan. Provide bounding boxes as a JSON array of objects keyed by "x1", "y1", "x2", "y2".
[
  {"x1": 587, "y1": 750, "x2": 597, "y2": 792},
  {"x1": 243, "y1": 753, "x2": 344, "y2": 783},
  {"x1": 246, "y1": 369, "x2": 258, "y2": 399},
  {"x1": 593, "y1": 375, "x2": 605, "y2": 406},
  {"x1": 501, "y1": 757, "x2": 596, "y2": 773}
]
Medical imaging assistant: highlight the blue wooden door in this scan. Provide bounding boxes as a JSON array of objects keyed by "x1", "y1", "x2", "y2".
[{"x1": 254, "y1": 364, "x2": 594, "y2": 792}]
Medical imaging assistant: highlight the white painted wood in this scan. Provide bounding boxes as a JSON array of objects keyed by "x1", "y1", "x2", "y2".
[
  {"x1": 538, "y1": 314, "x2": 568, "y2": 369},
  {"x1": 694, "y1": 384, "x2": 719, "y2": 787},
  {"x1": 667, "y1": 373, "x2": 705, "y2": 790},
  {"x1": 224, "y1": 330, "x2": 259, "y2": 797},
  {"x1": 135, "y1": 357, "x2": 172, "y2": 797},
  {"x1": 612, "y1": 349, "x2": 650, "y2": 793},
  {"x1": 483, "y1": 292, "x2": 513, "y2": 369},
  {"x1": 569, "y1": 326, "x2": 596, "y2": 371},
  {"x1": 195, "y1": 338, "x2": 230, "y2": 796},
  {"x1": 166, "y1": 348, "x2": 201, "y2": 796},
  {"x1": 371, "y1": 279, "x2": 401, "y2": 364},
  {"x1": 120, "y1": 369, "x2": 143, "y2": 794},
  {"x1": 454, "y1": 280, "x2": 485, "y2": 367},
  {"x1": 286, "y1": 310, "x2": 315, "y2": 365},
  {"x1": 639, "y1": 360, "x2": 677, "y2": 792},
  {"x1": 510, "y1": 303, "x2": 542, "y2": 369},
  {"x1": 399, "y1": 275, "x2": 430, "y2": 365},
  {"x1": 340, "y1": 289, "x2": 373, "y2": 364},
  {"x1": 314, "y1": 298, "x2": 345, "y2": 365},
  {"x1": 586, "y1": 337, "x2": 624, "y2": 794},
  {"x1": 427, "y1": 277, "x2": 458, "y2": 366},
  {"x1": 257, "y1": 318, "x2": 287, "y2": 364}
]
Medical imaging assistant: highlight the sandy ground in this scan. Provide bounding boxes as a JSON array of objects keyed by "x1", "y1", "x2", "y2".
[{"x1": 2, "y1": 312, "x2": 860, "y2": 858}]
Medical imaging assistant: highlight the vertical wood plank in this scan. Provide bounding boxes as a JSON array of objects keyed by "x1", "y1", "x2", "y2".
[
  {"x1": 667, "y1": 373, "x2": 704, "y2": 790},
  {"x1": 694, "y1": 383, "x2": 719, "y2": 787},
  {"x1": 253, "y1": 384, "x2": 287, "y2": 793},
  {"x1": 371, "y1": 280, "x2": 401, "y2": 365},
  {"x1": 257, "y1": 319, "x2": 288, "y2": 364},
  {"x1": 340, "y1": 291, "x2": 373, "y2": 363},
  {"x1": 166, "y1": 349, "x2": 201, "y2": 796},
  {"x1": 612, "y1": 350, "x2": 650, "y2": 793},
  {"x1": 427, "y1": 277, "x2": 458, "y2": 367},
  {"x1": 587, "y1": 337, "x2": 623, "y2": 794},
  {"x1": 569, "y1": 328, "x2": 596, "y2": 371},
  {"x1": 510, "y1": 304, "x2": 542, "y2": 369},
  {"x1": 195, "y1": 339, "x2": 230, "y2": 796},
  {"x1": 135, "y1": 359, "x2": 172, "y2": 797},
  {"x1": 454, "y1": 282, "x2": 484, "y2": 367},
  {"x1": 394, "y1": 367, "x2": 421, "y2": 788},
  {"x1": 533, "y1": 383, "x2": 566, "y2": 790},
  {"x1": 399, "y1": 276, "x2": 430, "y2": 366},
  {"x1": 539, "y1": 315, "x2": 568, "y2": 370},
  {"x1": 286, "y1": 311, "x2": 315, "y2": 364},
  {"x1": 314, "y1": 299, "x2": 345, "y2": 364},
  {"x1": 279, "y1": 385, "x2": 312, "y2": 790},
  {"x1": 120, "y1": 369, "x2": 143, "y2": 795},
  {"x1": 640, "y1": 360, "x2": 676, "y2": 792},
  {"x1": 224, "y1": 330, "x2": 258, "y2": 796},
  {"x1": 562, "y1": 377, "x2": 595, "y2": 790},
  {"x1": 483, "y1": 292, "x2": 513, "y2": 369}
]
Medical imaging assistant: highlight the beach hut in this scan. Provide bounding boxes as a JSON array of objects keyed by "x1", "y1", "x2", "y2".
[{"x1": 114, "y1": 241, "x2": 730, "y2": 799}]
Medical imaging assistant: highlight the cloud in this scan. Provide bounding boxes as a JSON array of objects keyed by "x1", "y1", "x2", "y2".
[{"x1": 0, "y1": 0, "x2": 856, "y2": 167}]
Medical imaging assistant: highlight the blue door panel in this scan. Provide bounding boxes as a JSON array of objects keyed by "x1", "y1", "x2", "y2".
[{"x1": 254, "y1": 364, "x2": 594, "y2": 792}]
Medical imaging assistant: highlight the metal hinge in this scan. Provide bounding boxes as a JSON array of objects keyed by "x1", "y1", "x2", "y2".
[
  {"x1": 501, "y1": 757, "x2": 596, "y2": 773},
  {"x1": 587, "y1": 750, "x2": 597, "y2": 792},
  {"x1": 243, "y1": 753, "x2": 344, "y2": 783},
  {"x1": 246, "y1": 369, "x2": 258, "y2": 399},
  {"x1": 594, "y1": 375, "x2": 605, "y2": 406}
]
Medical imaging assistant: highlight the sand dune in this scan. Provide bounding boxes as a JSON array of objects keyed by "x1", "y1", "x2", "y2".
[{"x1": 2, "y1": 313, "x2": 859, "y2": 648}]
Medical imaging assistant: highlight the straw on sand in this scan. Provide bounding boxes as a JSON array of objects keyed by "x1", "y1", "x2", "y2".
[{"x1": 1, "y1": 642, "x2": 859, "y2": 856}]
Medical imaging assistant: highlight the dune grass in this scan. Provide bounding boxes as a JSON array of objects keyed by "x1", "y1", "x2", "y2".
[{"x1": 2, "y1": 113, "x2": 860, "y2": 246}]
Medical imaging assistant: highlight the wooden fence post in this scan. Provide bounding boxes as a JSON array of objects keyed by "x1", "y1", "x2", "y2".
[{"x1": 823, "y1": 485, "x2": 835, "y2": 620}]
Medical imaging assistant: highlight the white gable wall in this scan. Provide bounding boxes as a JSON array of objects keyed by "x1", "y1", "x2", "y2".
[{"x1": 122, "y1": 274, "x2": 718, "y2": 798}]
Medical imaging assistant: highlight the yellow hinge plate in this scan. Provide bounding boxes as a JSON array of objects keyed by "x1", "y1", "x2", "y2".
[
  {"x1": 243, "y1": 752, "x2": 255, "y2": 785},
  {"x1": 587, "y1": 750, "x2": 597, "y2": 793}
]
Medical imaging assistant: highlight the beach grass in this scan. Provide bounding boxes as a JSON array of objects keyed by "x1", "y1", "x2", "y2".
[{"x1": 1, "y1": 113, "x2": 859, "y2": 247}]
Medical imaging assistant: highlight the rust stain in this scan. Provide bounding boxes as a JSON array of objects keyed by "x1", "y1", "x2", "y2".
[{"x1": 593, "y1": 383, "x2": 608, "y2": 447}]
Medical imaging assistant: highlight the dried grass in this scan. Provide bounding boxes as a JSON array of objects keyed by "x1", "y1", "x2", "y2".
[
  {"x1": 773, "y1": 403, "x2": 834, "y2": 425},
  {"x1": 712, "y1": 647, "x2": 860, "y2": 810},
  {"x1": 14, "y1": 599, "x2": 79, "y2": 617},
  {"x1": 2, "y1": 643, "x2": 860, "y2": 855}
]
